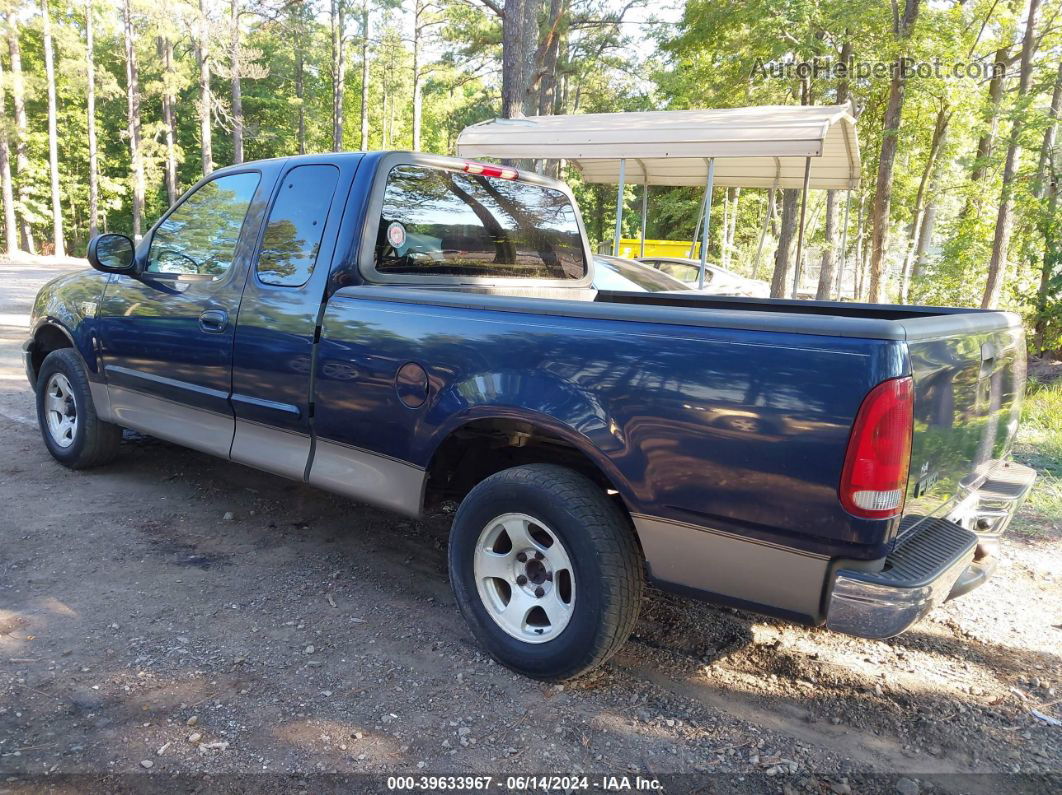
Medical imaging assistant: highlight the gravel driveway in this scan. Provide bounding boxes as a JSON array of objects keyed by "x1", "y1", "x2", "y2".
[{"x1": 1, "y1": 258, "x2": 1059, "y2": 793}]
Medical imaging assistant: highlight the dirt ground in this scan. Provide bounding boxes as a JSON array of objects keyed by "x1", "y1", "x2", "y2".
[{"x1": 1, "y1": 259, "x2": 1060, "y2": 793}]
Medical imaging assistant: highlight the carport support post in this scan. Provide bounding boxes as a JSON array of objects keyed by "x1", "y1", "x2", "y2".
[
  {"x1": 791, "y1": 156, "x2": 812, "y2": 299},
  {"x1": 639, "y1": 182, "x2": 648, "y2": 258},
  {"x1": 613, "y1": 158, "x2": 626, "y2": 257},
  {"x1": 697, "y1": 158, "x2": 716, "y2": 289}
]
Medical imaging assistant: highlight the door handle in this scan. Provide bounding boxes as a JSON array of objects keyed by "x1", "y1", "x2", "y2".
[{"x1": 198, "y1": 310, "x2": 228, "y2": 333}]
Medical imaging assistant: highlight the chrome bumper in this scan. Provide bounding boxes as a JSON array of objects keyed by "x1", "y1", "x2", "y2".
[
  {"x1": 826, "y1": 460, "x2": 1036, "y2": 640},
  {"x1": 948, "y1": 459, "x2": 1037, "y2": 559}
]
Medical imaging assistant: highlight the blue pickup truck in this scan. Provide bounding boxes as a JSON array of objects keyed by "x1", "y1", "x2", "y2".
[{"x1": 24, "y1": 152, "x2": 1035, "y2": 680}]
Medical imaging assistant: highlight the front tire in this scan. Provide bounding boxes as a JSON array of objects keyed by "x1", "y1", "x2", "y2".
[
  {"x1": 35, "y1": 348, "x2": 121, "y2": 469},
  {"x1": 449, "y1": 464, "x2": 643, "y2": 680}
]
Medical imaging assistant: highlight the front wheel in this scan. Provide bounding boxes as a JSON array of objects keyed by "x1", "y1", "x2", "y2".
[
  {"x1": 448, "y1": 464, "x2": 643, "y2": 680},
  {"x1": 35, "y1": 348, "x2": 121, "y2": 469}
]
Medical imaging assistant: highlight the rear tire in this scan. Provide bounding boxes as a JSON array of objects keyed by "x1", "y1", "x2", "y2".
[
  {"x1": 35, "y1": 348, "x2": 121, "y2": 469},
  {"x1": 448, "y1": 464, "x2": 643, "y2": 680}
]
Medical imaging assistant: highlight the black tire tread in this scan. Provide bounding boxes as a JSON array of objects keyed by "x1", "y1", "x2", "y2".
[
  {"x1": 36, "y1": 348, "x2": 121, "y2": 469},
  {"x1": 452, "y1": 463, "x2": 643, "y2": 680}
]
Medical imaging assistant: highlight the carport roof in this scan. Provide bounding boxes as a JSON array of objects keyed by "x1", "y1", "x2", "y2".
[{"x1": 455, "y1": 104, "x2": 860, "y2": 190}]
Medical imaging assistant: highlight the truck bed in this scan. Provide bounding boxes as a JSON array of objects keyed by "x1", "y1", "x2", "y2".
[{"x1": 332, "y1": 284, "x2": 1025, "y2": 548}]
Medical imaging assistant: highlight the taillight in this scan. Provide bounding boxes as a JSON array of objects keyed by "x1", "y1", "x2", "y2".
[
  {"x1": 462, "y1": 160, "x2": 519, "y2": 180},
  {"x1": 839, "y1": 376, "x2": 914, "y2": 519}
]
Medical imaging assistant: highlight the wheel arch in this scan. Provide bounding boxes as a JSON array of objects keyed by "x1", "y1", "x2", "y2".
[
  {"x1": 422, "y1": 413, "x2": 640, "y2": 546},
  {"x1": 27, "y1": 320, "x2": 76, "y2": 387}
]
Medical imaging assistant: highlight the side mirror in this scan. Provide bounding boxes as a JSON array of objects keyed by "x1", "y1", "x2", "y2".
[{"x1": 87, "y1": 234, "x2": 136, "y2": 274}]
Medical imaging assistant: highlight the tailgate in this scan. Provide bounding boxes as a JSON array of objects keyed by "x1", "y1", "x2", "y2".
[{"x1": 904, "y1": 319, "x2": 1026, "y2": 519}]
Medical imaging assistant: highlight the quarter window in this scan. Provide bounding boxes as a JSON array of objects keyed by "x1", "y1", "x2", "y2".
[
  {"x1": 374, "y1": 165, "x2": 587, "y2": 280},
  {"x1": 147, "y1": 172, "x2": 260, "y2": 277},
  {"x1": 257, "y1": 165, "x2": 341, "y2": 287}
]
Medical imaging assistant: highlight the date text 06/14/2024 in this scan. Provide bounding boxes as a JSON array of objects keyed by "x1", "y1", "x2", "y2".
[{"x1": 385, "y1": 774, "x2": 663, "y2": 791}]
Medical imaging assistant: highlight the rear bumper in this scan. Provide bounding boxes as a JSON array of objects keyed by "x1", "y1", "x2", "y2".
[
  {"x1": 826, "y1": 460, "x2": 1036, "y2": 639},
  {"x1": 949, "y1": 459, "x2": 1038, "y2": 558}
]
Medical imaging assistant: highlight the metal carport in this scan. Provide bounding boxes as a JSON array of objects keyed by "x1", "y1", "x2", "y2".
[{"x1": 456, "y1": 104, "x2": 861, "y2": 294}]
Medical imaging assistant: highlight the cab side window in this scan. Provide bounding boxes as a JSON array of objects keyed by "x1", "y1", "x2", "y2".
[
  {"x1": 257, "y1": 165, "x2": 341, "y2": 287},
  {"x1": 147, "y1": 172, "x2": 261, "y2": 277}
]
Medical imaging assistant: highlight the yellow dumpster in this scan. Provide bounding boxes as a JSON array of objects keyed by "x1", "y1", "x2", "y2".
[{"x1": 617, "y1": 239, "x2": 700, "y2": 259}]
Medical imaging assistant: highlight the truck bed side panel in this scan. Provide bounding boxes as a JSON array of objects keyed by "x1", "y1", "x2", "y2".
[{"x1": 313, "y1": 292, "x2": 905, "y2": 557}]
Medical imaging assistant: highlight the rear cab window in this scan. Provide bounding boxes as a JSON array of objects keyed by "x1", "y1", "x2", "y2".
[
  {"x1": 371, "y1": 164, "x2": 587, "y2": 282},
  {"x1": 257, "y1": 164, "x2": 341, "y2": 287}
]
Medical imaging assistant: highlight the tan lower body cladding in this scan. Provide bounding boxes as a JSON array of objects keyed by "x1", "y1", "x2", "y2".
[{"x1": 631, "y1": 514, "x2": 831, "y2": 621}]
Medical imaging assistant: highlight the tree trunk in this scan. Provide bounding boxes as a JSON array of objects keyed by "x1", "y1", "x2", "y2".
[
  {"x1": 197, "y1": 0, "x2": 213, "y2": 175},
  {"x1": 833, "y1": 193, "x2": 849, "y2": 299},
  {"x1": 819, "y1": 38, "x2": 849, "y2": 302},
  {"x1": 331, "y1": 0, "x2": 345, "y2": 151},
  {"x1": 412, "y1": 3, "x2": 422, "y2": 150},
  {"x1": 523, "y1": 0, "x2": 562, "y2": 116},
  {"x1": 770, "y1": 188, "x2": 799, "y2": 298},
  {"x1": 231, "y1": 0, "x2": 244, "y2": 163},
  {"x1": 982, "y1": 0, "x2": 1041, "y2": 309},
  {"x1": 857, "y1": 216, "x2": 872, "y2": 300},
  {"x1": 86, "y1": 0, "x2": 101, "y2": 236},
  {"x1": 295, "y1": 28, "x2": 306, "y2": 155},
  {"x1": 953, "y1": 45, "x2": 1010, "y2": 223},
  {"x1": 971, "y1": 46, "x2": 1010, "y2": 185},
  {"x1": 389, "y1": 46, "x2": 397, "y2": 148},
  {"x1": 7, "y1": 19, "x2": 33, "y2": 253},
  {"x1": 1031, "y1": 63, "x2": 1062, "y2": 349},
  {"x1": 816, "y1": 189, "x2": 838, "y2": 299},
  {"x1": 913, "y1": 195, "x2": 937, "y2": 280},
  {"x1": 536, "y1": 0, "x2": 563, "y2": 116},
  {"x1": 160, "y1": 32, "x2": 178, "y2": 205},
  {"x1": 360, "y1": 4, "x2": 369, "y2": 150},
  {"x1": 558, "y1": 55, "x2": 569, "y2": 114},
  {"x1": 1035, "y1": 61, "x2": 1062, "y2": 199},
  {"x1": 836, "y1": 38, "x2": 852, "y2": 106},
  {"x1": 768, "y1": 188, "x2": 779, "y2": 238},
  {"x1": 520, "y1": 0, "x2": 539, "y2": 115},
  {"x1": 0, "y1": 47, "x2": 16, "y2": 255},
  {"x1": 123, "y1": 0, "x2": 144, "y2": 240},
  {"x1": 1034, "y1": 178, "x2": 1059, "y2": 353},
  {"x1": 381, "y1": 58, "x2": 390, "y2": 148},
  {"x1": 854, "y1": 189, "x2": 866, "y2": 299},
  {"x1": 501, "y1": 0, "x2": 527, "y2": 118},
  {"x1": 752, "y1": 188, "x2": 774, "y2": 279},
  {"x1": 867, "y1": 0, "x2": 921, "y2": 302},
  {"x1": 42, "y1": 0, "x2": 65, "y2": 256},
  {"x1": 719, "y1": 190, "x2": 729, "y2": 268},
  {"x1": 725, "y1": 187, "x2": 740, "y2": 269},
  {"x1": 899, "y1": 104, "x2": 949, "y2": 302}
]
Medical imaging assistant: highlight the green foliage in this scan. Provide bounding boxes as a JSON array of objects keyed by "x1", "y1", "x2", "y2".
[{"x1": 1012, "y1": 373, "x2": 1062, "y2": 535}]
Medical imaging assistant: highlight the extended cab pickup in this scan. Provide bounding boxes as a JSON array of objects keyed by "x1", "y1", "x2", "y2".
[{"x1": 25, "y1": 152, "x2": 1036, "y2": 680}]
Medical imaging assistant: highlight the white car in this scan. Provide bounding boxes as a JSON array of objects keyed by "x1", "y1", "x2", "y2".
[
  {"x1": 636, "y1": 256, "x2": 770, "y2": 298},
  {"x1": 592, "y1": 255, "x2": 692, "y2": 293}
]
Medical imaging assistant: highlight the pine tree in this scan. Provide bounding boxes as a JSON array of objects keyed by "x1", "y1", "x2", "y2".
[{"x1": 42, "y1": 0, "x2": 65, "y2": 256}]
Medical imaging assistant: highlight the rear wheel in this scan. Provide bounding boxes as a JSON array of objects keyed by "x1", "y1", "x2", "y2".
[
  {"x1": 35, "y1": 348, "x2": 121, "y2": 469},
  {"x1": 449, "y1": 464, "x2": 643, "y2": 680}
]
